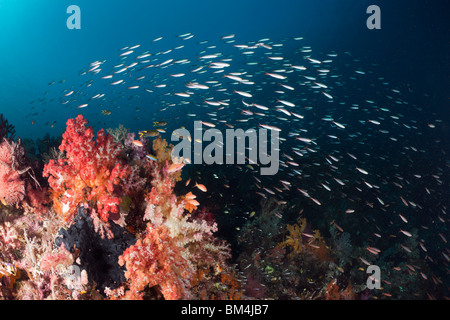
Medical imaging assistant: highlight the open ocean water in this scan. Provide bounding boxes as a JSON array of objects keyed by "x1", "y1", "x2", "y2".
[{"x1": 0, "y1": 0, "x2": 449, "y2": 304}]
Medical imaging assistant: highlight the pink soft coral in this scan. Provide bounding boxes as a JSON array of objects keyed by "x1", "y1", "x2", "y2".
[
  {"x1": 40, "y1": 243, "x2": 74, "y2": 271},
  {"x1": 0, "y1": 140, "x2": 25, "y2": 205}
]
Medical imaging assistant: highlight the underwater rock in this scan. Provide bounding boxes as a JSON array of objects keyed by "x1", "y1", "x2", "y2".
[{"x1": 55, "y1": 206, "x2": 136, "y2": 294}]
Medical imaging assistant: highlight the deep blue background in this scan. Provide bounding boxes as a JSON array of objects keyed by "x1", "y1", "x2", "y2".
[{"x1": 0, "y1": 0, "x2": 448, "y2": 139}]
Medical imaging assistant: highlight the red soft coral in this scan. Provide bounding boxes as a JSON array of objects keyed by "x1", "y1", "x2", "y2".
[{"x1": 43, "y1": 115, "x2": 130, "y2": 223}]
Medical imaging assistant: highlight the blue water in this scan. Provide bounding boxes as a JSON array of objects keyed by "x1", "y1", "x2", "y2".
[
  {"x1": 0, "y1": 0, "x2": 447, "y2": 139},
  {"x1": 0, "y1": 0, "x2": 448, "y2": 299}
]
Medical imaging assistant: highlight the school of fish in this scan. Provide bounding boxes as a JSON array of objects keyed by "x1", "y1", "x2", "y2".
[{"x1": 28, "y1": 32, "x2": 449, "y2": 299}]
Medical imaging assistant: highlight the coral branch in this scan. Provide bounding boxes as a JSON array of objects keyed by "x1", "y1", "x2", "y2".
[{"x1": 43, "y1": 115, "x2": 137, "y2": 224}]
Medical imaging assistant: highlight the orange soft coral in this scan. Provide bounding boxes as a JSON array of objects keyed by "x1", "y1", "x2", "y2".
[{"x1": 118, "y1": 224, "x2": 194, "y2": 300}]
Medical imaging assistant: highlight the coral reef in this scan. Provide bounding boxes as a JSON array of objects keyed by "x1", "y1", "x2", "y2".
[
  {"x1": 0, "y1": 114, "x2": 446, "y2": 300},
  {"x1": 0, "y1": 140, "x2": 25, "y2": 206},
  {"x1": 115, "y1": 137, "x2": 232, "y2": 299},
  {"x1": 55, "y1": 205, "x2": 136, "y2": 294},
  {"x1": 0, "y1": 137, "x2": 45, "y2": 213},
  {"x1": 0, "y1": 200, "x2": 70, "y2": 299},
  {"x1": 236, "y1": 198, "x2": 359, "y2": 300},
  {"x1": 42, "y1": 115, "x2": 142, "y2": 226},
  {"x1": 118, "y1": 224, "x2": 193, "y2": 299},
  {"x1": 107, "y1": 124, "x2": 129, "y2": 144},
  {"x1": 1, "y1": 115, "x2": 234, "y2": 300}
]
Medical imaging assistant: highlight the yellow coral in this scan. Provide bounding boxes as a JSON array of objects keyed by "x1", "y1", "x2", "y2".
[
  {"x1": 277, "y1": 218, "x2": 307, "y2": 257},
  {"x1": 152, "y1": 138, "x2": 173, "y2": 163},
  {"x1": 277, "y1": 218, "x2": 332, "y2": 261}
]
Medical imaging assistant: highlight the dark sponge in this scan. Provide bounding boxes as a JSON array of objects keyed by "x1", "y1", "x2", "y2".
[{"x1": 55, "y1": 206, "x2": 136, "y2": 294}]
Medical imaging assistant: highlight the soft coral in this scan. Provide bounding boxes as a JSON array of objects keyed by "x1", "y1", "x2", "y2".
[
  {"x1": 43, "y1": 115, "x2": 130, "y2": 223},
  {"x1": 0, "y1": 139, "x2": 25, "y2": 206}
]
